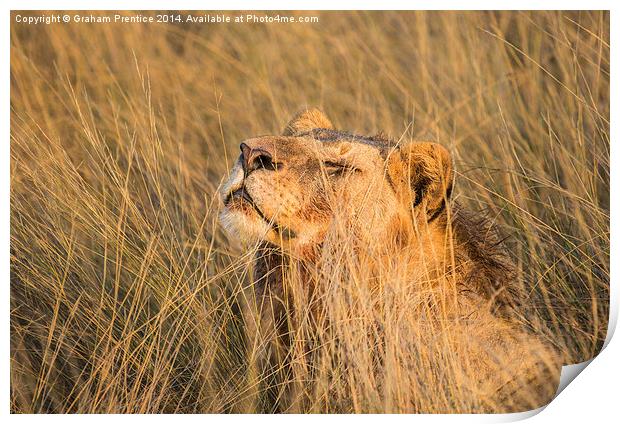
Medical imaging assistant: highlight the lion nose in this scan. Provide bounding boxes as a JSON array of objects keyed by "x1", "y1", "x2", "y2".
[{"x1": 240, "y1": 142, "x2": 277, "y2": 174}]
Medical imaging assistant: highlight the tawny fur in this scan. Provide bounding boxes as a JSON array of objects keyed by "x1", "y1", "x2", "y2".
[{"x1": 219, "y1": 108, "x2": 560, "y2": 412}]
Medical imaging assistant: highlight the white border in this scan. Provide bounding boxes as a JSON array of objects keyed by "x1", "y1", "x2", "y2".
[
  {"x1": 0, "y1": 1, "x2": 617, "y2": 11},
  {"x1": 2, "y1": 5, "x2": 10, "y2": 422},
  {"x1": 3, "y1": 1, "x2": 617, "y2": 422}
]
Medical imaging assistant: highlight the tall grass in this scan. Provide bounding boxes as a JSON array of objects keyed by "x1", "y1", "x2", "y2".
[{"x1": 10, "y1": 11, "x2": 609, "y2": 413}]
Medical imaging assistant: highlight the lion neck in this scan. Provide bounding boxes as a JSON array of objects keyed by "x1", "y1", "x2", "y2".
[{"x1": 252, "y1": 209, "x2": 454, "y2": 296}]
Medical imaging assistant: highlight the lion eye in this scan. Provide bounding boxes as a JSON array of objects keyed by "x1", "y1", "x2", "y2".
[
  {"x1": 256, "y1": 154, "x2": 279, "y2": 171},
  {"x1": 322, "y1": 161, "x2": 359, "y2": 177}
]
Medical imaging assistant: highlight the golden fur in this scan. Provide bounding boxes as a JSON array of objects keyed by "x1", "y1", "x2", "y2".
[{"x1": 219, "y1": 108, "x2": 560, "y2": 412}]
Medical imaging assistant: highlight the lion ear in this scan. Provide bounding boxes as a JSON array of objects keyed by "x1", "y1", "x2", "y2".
[
  {"x1": 386, "y1": 141, "x2": 453, "y2": 221},
  {"x1": 283, "y1": 108, "x2": 334, "y2": 135}
]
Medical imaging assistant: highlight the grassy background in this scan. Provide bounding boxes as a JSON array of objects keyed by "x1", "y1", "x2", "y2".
[{"x1": 10, "y1": 11, "x2": 609, "y2": 413}]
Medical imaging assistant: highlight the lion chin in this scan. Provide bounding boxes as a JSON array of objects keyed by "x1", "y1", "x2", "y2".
[{"x1": 219, "y1": 207, "x2": 272, "y2": 244}]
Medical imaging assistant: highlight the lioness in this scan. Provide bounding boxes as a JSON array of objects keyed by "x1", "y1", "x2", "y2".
[{"x1": 219, "y1": 108, "x2": 560, "y2": 413}]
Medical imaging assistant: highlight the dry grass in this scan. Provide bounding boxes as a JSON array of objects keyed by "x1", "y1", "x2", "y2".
[{"x1": 10, "y1": 11, "x2": 609, "y2": 413}]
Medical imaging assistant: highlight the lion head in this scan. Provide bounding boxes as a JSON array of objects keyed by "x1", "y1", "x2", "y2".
[{"x1": 219, "y1": 108, "x2": 453, "y2": 260}]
